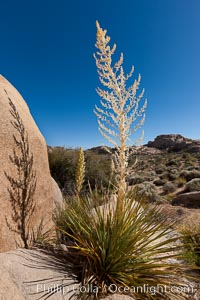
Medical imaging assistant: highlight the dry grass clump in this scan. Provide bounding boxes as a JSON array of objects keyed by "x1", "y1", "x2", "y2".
[
  {"x1": 175, "y1": 177, "x2": 187, "y2": 188},
  {"x1": 178, "y1": 215, "x2": 200, "y2": 268}
]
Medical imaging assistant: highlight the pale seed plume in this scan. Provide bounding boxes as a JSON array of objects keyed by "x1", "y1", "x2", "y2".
[{"x1": 94, "y1": 21, "x2": 147, "y2": 210}]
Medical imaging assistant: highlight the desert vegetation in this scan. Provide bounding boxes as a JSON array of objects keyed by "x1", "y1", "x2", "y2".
[
  {"x1": 49, "y1": 147, "x2": 200, "y2": 203},
  {"x1": 0, "y1": 0, "x2": 199, "y2": 298},
  {"x1": 47, "y1": 22, "x2": 200, "y2": 299},
  {"x1": 179, "y1": 219, "x2": 200, "y2": 269},
  {"x1": 3, "y1": 22, "x2": 200, "y2": 300},
  {"x1": 48, "y1": 146, "x2": 113, "y2": 194}
]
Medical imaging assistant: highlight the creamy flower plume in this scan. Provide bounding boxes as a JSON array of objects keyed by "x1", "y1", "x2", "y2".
[{"x1": 94, "y1": 21, "x2": 147, "y2": 209}]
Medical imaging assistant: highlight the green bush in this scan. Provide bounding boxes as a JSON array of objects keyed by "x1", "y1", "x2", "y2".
[
  {"x1": 85, "y1": 151, "x2": 113, "y2": 190},
  {"x1": 55, "y1": 191, "x2": 190, "y2": 299},
  {"x1": 48, "y1": 147, "x2": 78, "y2": 194}
]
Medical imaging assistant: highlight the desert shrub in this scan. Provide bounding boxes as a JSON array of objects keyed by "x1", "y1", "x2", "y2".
[
  {"x1": 148, "y1": 170, "x2": 156, "y2": 177},
  {"x1": 155, "y1": 167, "x2": 165, "y2": 174},
  {"x1": 162, "y1": 182, "x2": 177, "y2": 194},
  {"x1": 159, "y1": 172, "x2": 169, "y2": 181},
  {"x1": 55, "y1": 191, "x2": 190, "y2": 299},
  {"x1": 48, "y1": 147, "x2": 78, "y2": 194},
  {"x1": 185, "y1": 178, "x2": 200, "y2": 192},
  {"x1": 143, "y1": 171, "x2": 156, "y2": 182},
  {"x1": 182, "y1": 152, "x2": 190, "y2": 159},
  {"x1": 85, "y1": 151, "x2": 112, "y2": 190},
  {"x1": 128, "y1": 174, "x2": 144, "y2": 185},
  {"x1": 184, "y1": 158, "x2": 196, "y2": 168},
  {"x1": 143, "y1": 176, "x2": 153, "y2": 182},
  {"x1": 135, "y1": 182, "x2": 160, "y2": 202},
  {"x1": 48, "y1": 148, "x2": 113, "y2": 193},
  {"x1": 180, "y1": 170, "x2": 200, "y2": 181},
  {"x1": 168, "y1": 171, "x2": 178, "y2": 181},
  {"x1": 153, "y1": 178, "x2": 166, "y2": 186},
  {"x1": 166, "y1": 159, "x2": 179, "y2": 166},
  {"x1": 155, "y1": 157, "x2": 161, "y2": 163},
  {"x1": 179, "y1": 223, "x2": 200, "y2": 268},
  {"x1": 128, "y1": 154, "x2": 138, "y2": 166}
]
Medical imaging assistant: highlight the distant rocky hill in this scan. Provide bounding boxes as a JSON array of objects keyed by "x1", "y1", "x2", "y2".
[
  {"x1": 87, "y1": 134, "x2": 200, "y2": 154},
  {"x1": 86, "y1": 146, "x2": 112, "y2": 155},
  {"x1": 47, "y1": 134, "x2": 200, "y2": 155},
  {"x1": 145, "y1": 134, "x2": 200, "y2": 153}
]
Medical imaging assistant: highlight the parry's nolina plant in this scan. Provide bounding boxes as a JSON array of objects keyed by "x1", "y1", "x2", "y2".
[
  {"x1": 94, "y1": 21, "x2": 147, "y2": 211},
  {"x1": 56, "y1": 191, "x2": 191, "y2": 300},
  {"x1": 53, "y1": 22, "x2": 199, "y2": 300}
]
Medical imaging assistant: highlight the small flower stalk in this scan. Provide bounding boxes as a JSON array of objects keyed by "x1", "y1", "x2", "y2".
[
  {"x1": 94, "y1": 21, "x2": 147, "y2": 210},
  {"x1": 75, "y1": 147, "x2": 85, "y2": 195}
]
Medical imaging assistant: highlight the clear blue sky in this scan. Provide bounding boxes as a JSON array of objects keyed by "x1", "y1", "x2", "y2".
[{"x1": 0, "y1": 0, "x2": 200, "y2": 149}]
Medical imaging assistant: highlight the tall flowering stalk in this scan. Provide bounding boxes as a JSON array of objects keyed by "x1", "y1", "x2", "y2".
[
  {"x1": 94, "y1": 21, "x2": 147, "y2": 210},
  {"x1": 75, "y1": 147, "x2": 85, "y2": 195}
]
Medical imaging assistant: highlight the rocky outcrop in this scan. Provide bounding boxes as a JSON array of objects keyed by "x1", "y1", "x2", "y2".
[
  {"x1": 172, "y1": 192, "x2": 200, "y2": 208},
  {"x1": 88, "y1": 146, "x2": 112, "y2": 155},
  {"x1": 0, "y1": 249, "x2": 76, "y2": 300},
  {"x1": 52, "y1": 177, "x2": 64, "y2": 210},
  {"x1": 138, "y1": 146, "x2": 162, "y2": 155},
  {"x1": 0, "y1": 75, "x2": 63, "y2": 252},
  {"x1": 146, "y1": 134, "x2": 200, "y2": 152}
]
